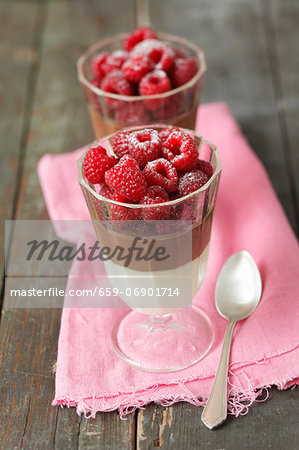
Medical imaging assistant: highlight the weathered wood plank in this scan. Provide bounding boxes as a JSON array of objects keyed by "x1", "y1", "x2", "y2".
[
  {"x1": 263, "y1": 0, "x2": 299, "y2": 227},
  {"x1": 1, "y1": 0, "x2": 136, "y2": 448},
  {"x1": 0, "y1": 1, "x2": 39, "y2": 295},
  {"x1": 136, "y1": 0, "x2": 299, "y2": 447},
  {"x1": 136, "y1": 388, "x2": 299, "y2": 449},
  {"x1": 150, "y1": 0, "x2": 297, "y2": 231},
  {"x1": 78, "y1": 412, "x2": 135, "y2": 450}
]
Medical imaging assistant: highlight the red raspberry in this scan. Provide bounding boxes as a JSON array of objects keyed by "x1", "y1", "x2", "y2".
[
  {"x1": 98, "y1": 183, "x2": 113, "y2": 199},
  {"x1": 128, "y1": 129, "x2": 162, "y2": 169},
  {"x1": 177, "y1": 169, "x2": 209, "y2": 197},
  {"x1": 195, "y1": 159, "x2": 214, "y2": 179},
  {"x1": 140, "y1": 186, "x2": 170, "y2": 220},
  {"x1": 91, "y1": 52, "x2": 109, "y2": 81},
  {"x1": 111, "y1": 130, "x2": 131, "y2": 158},
  {"x1": 143, "y1": 158, "x2": 178, "y2": 193},
  {"x1": 109, "y1": 193, "x2": 141, "y2": 220},
  {"x1": 159, "y1": 127, "x2": 180, "y2": 142},
  {"x1": 104, "y1": 155, "x2": 147, "y2": 202},
  {"x1": 101, "y1": 70, "x2": 134, "y2": 112},
  {"x1": 132, "y1": 39, "x2": 174, "y2": 72},
  {"x1": 123, "y1": 55, "x2": 153, "y2": 83},
  {"x1": 89, "y1": 78, "x2": 103, "y2": 114},
  {"x1": 83, "y1": 145, "x2": 116, "y2": 184},
  {"x1": 169, "y1": 57, "x2": 198, "y2": 87},
  {"x1": 170, "y1": 45, "x2": 187, "y2": 59},
  {"x1": 162, "y1": 130, "x2": 198, "y2": 171},
  {"x1": 101, "y1": 70, "x2": 134, "y2": 101},
  {"x1": 114, "y1": 101, "x2": 151, "y2": 125},
  {"x1": 102, "y1": 50, "x2": 129, "y2": 74},
  {"x1": 139, "y1": 70, "x2": 171, "y2": 111},
  {"x1": 123, "y1": 26, "x2": 158, "y2": 52}
]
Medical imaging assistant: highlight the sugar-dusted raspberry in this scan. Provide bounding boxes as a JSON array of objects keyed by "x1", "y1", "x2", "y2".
[
  {"x1": 123, "y1": 26, "x2": 158, "y2": 52},
  {"x1": 91, "y1": 52, "x2": 109, "y2": 81},
  {"x1": 177, "y1": 169, "x2": 209, "y2": 197},
  {"x1": 109, "y1": 193, "x2": 141, "y2": 220},
  {"x1": 139, "y1": 70, "x2": 171, "y2": 111},
  {"x1": 170, "y1": 45, "x2": 187, "y2": 59},
  {"x1": 196, "y1": 159, "x2": 214, "y2": 179},
  {"x1": 83, "y1": 145, "x2": 116, "y2": 184},
  {"x1": 111, "y1": 130, "x2": 131, "y2": 158},
  {"x1": 105, "y1": 154, "x2": 147, "y2": 201},
  {"x1": 140, "y1": 186, "x2": 170, "y2": 220},
  {"x1": 114, "y1": 101, "x2": 151, "y2": 125},
  {"x1": 162, "y1": 130, "x2": 198, "y2": 171},
  {"x1": 169, "y1": 57, "x2": 198, "y2": 87},
  {"x1": 128, "y1": 128, "x2": 162, "y2": 169},
  {"x1": 101, "y1": 70, "x2": 134, "y2": 112},
  {"x1": 123, "y1": 55, "x2": 153, "y2": 83},
  {"x1": 102, "y1": 50, "x2": 129, "y2": 74},
  {"x1": 101, "y1": 70, "x2": 134, "y2": 97},
  {"x1": 98, "y1": 183, "x2": 113, "y2": 199},
  {"x1": 143, "y1": 158, "x2": 178, "y2": 193},
  {"x1": 139, "y1": 70, "x2": 171, "y2": 95},
  {"x1": 159, "y1": 127, "x2": 180, "y2": 142},
  {"x1": 132, "y1": 39, "x2": 174, "y2": 72}
]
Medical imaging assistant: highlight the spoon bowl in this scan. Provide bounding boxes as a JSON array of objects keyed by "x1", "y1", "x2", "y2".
[
  {"x1": 201, "y1": 250, "x2": 262, "y2": 429},
  {"x1": 215, "y1": 251, "x2": 262, "y2": 321}
]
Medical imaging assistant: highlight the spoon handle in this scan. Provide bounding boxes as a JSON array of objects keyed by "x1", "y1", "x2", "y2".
[{"x1": 201, "y1": 319, "x2": 237, "y2": 429}]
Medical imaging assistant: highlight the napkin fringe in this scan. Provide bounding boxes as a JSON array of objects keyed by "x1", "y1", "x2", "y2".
[{"x1": 52, "y1": 378, "x2": 298, "y2": 419}]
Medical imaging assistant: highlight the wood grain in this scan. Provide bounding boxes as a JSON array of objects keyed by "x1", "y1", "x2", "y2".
[
  {"x1": 0, "y1": 1, "x2": 39, "y2": 296},
  {"x1": 136, "y1": 388, "x2": 299, "y2": 449},
  {"x1": 0, "y1": 0, "x2": 298, "y2": 448},
  {"x1": 0, "y1": 0, "x2": 136, "y2": 449}
]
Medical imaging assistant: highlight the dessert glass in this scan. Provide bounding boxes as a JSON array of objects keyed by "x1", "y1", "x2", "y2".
[
  {"x1": 77, "y1": 33, "x2": 206, "y2": 138},
  {"x1": 78, "y1": 125, "x2": 221, "y2": 372}
]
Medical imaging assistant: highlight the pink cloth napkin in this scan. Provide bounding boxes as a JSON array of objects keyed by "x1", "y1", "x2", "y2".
[{"x1": 38, "y1": 103, "x2": 299, "y2": 418}]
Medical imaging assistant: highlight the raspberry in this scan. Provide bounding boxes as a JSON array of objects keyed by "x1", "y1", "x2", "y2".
[
  {"x1": 123, "y1": 55, "x2": 153, "y2": 83},
  {"x1": 143, "y1": 158, "x2": 178, "y2": 193},
  {"x1": 159, "y1": 127, "x2": 180, "y2": 142},
  {"x1": 162, "y1": 130, "x2": 198, "y2": 170},
  {"x1": 91, "y1": 52, "x2": 109, "y2": 81},
  {"x1": 195, "y1": 159, "x2": 214, "y2": 179},
  {"x1": 123, "y1": 26, "x2": 157, "y2": 52},
  {"x1": 132, "y1": 39, "x2": 174, "y2": 72},
  {"x1": 101, "y1": 70, "x2": 134, "y2": 98},
  {"x1": 83, "y1": 145, "x2": 116, "y2": 184},
  {"x1": 111, "y1": 130, "x2": 131, "y2": 158},
  {"x1": 140, "y1": 186, "x2": 170, "y2": 220},
  {"x1": 170, "y1": 45, "x2": 187, "y2": 59},
  {"x1": 109, "y1": 193, "x2": 141, "y2": 220},
  {"x1": 128, "y1": 129, "x2": 162, "y2": 169},
  {"x1": 114, "y1": 101, "x2": 151, "y2": 125},
  {"x1": 90, "y1": 78, "x2": 103, "y2": 114},
  {"x1": 139, "y1": 70, "x2": 171, "y2": 111},
  {"x1": 98, "y1": 183, "x2": 113, "y2": 199},
  {"x1": 101, "y1": 70, "x2": 134, "y2": 111},
  {"x1": 169, "y1": 57, "x2": 198, "y2": 87},
  {"x1": 102, "y1": 50, "x2": 129, "y2": 74},
  {"x1": 177, "y1": 169, "x2": 209, "y2": 197},
  {"x1": 105, "y1": 154, "x2": 147, "y2": 202}
]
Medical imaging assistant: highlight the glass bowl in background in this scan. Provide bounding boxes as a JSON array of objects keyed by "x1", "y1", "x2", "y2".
[
  {"x1": 78, "y1": 125, "x2": 221, "y2": 372},
  {"x1": 77, "y1": 33, "x2": 206, "y2": 138}
]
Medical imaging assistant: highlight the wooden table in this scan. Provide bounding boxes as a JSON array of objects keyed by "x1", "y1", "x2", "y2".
[{"x1": 0, "y1": 0, "x2": 298, "y2": 448}]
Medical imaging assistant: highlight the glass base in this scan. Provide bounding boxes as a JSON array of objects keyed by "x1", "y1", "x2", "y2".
[{"x1": 111, "y1": 306, "x2": 213, "y2": 373}]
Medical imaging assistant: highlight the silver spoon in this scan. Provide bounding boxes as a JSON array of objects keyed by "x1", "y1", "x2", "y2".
[{"x1": 201, "y1": 251, "x2": 262, "y2": 429}]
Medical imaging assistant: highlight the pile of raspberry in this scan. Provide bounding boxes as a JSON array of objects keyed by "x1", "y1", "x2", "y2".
[
  {"x1": 90, "y1": 27, "x2": 199, "y2": 123},
  {"x1": 83, "y1": 127, "x2": 213, "y2": 221}
]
